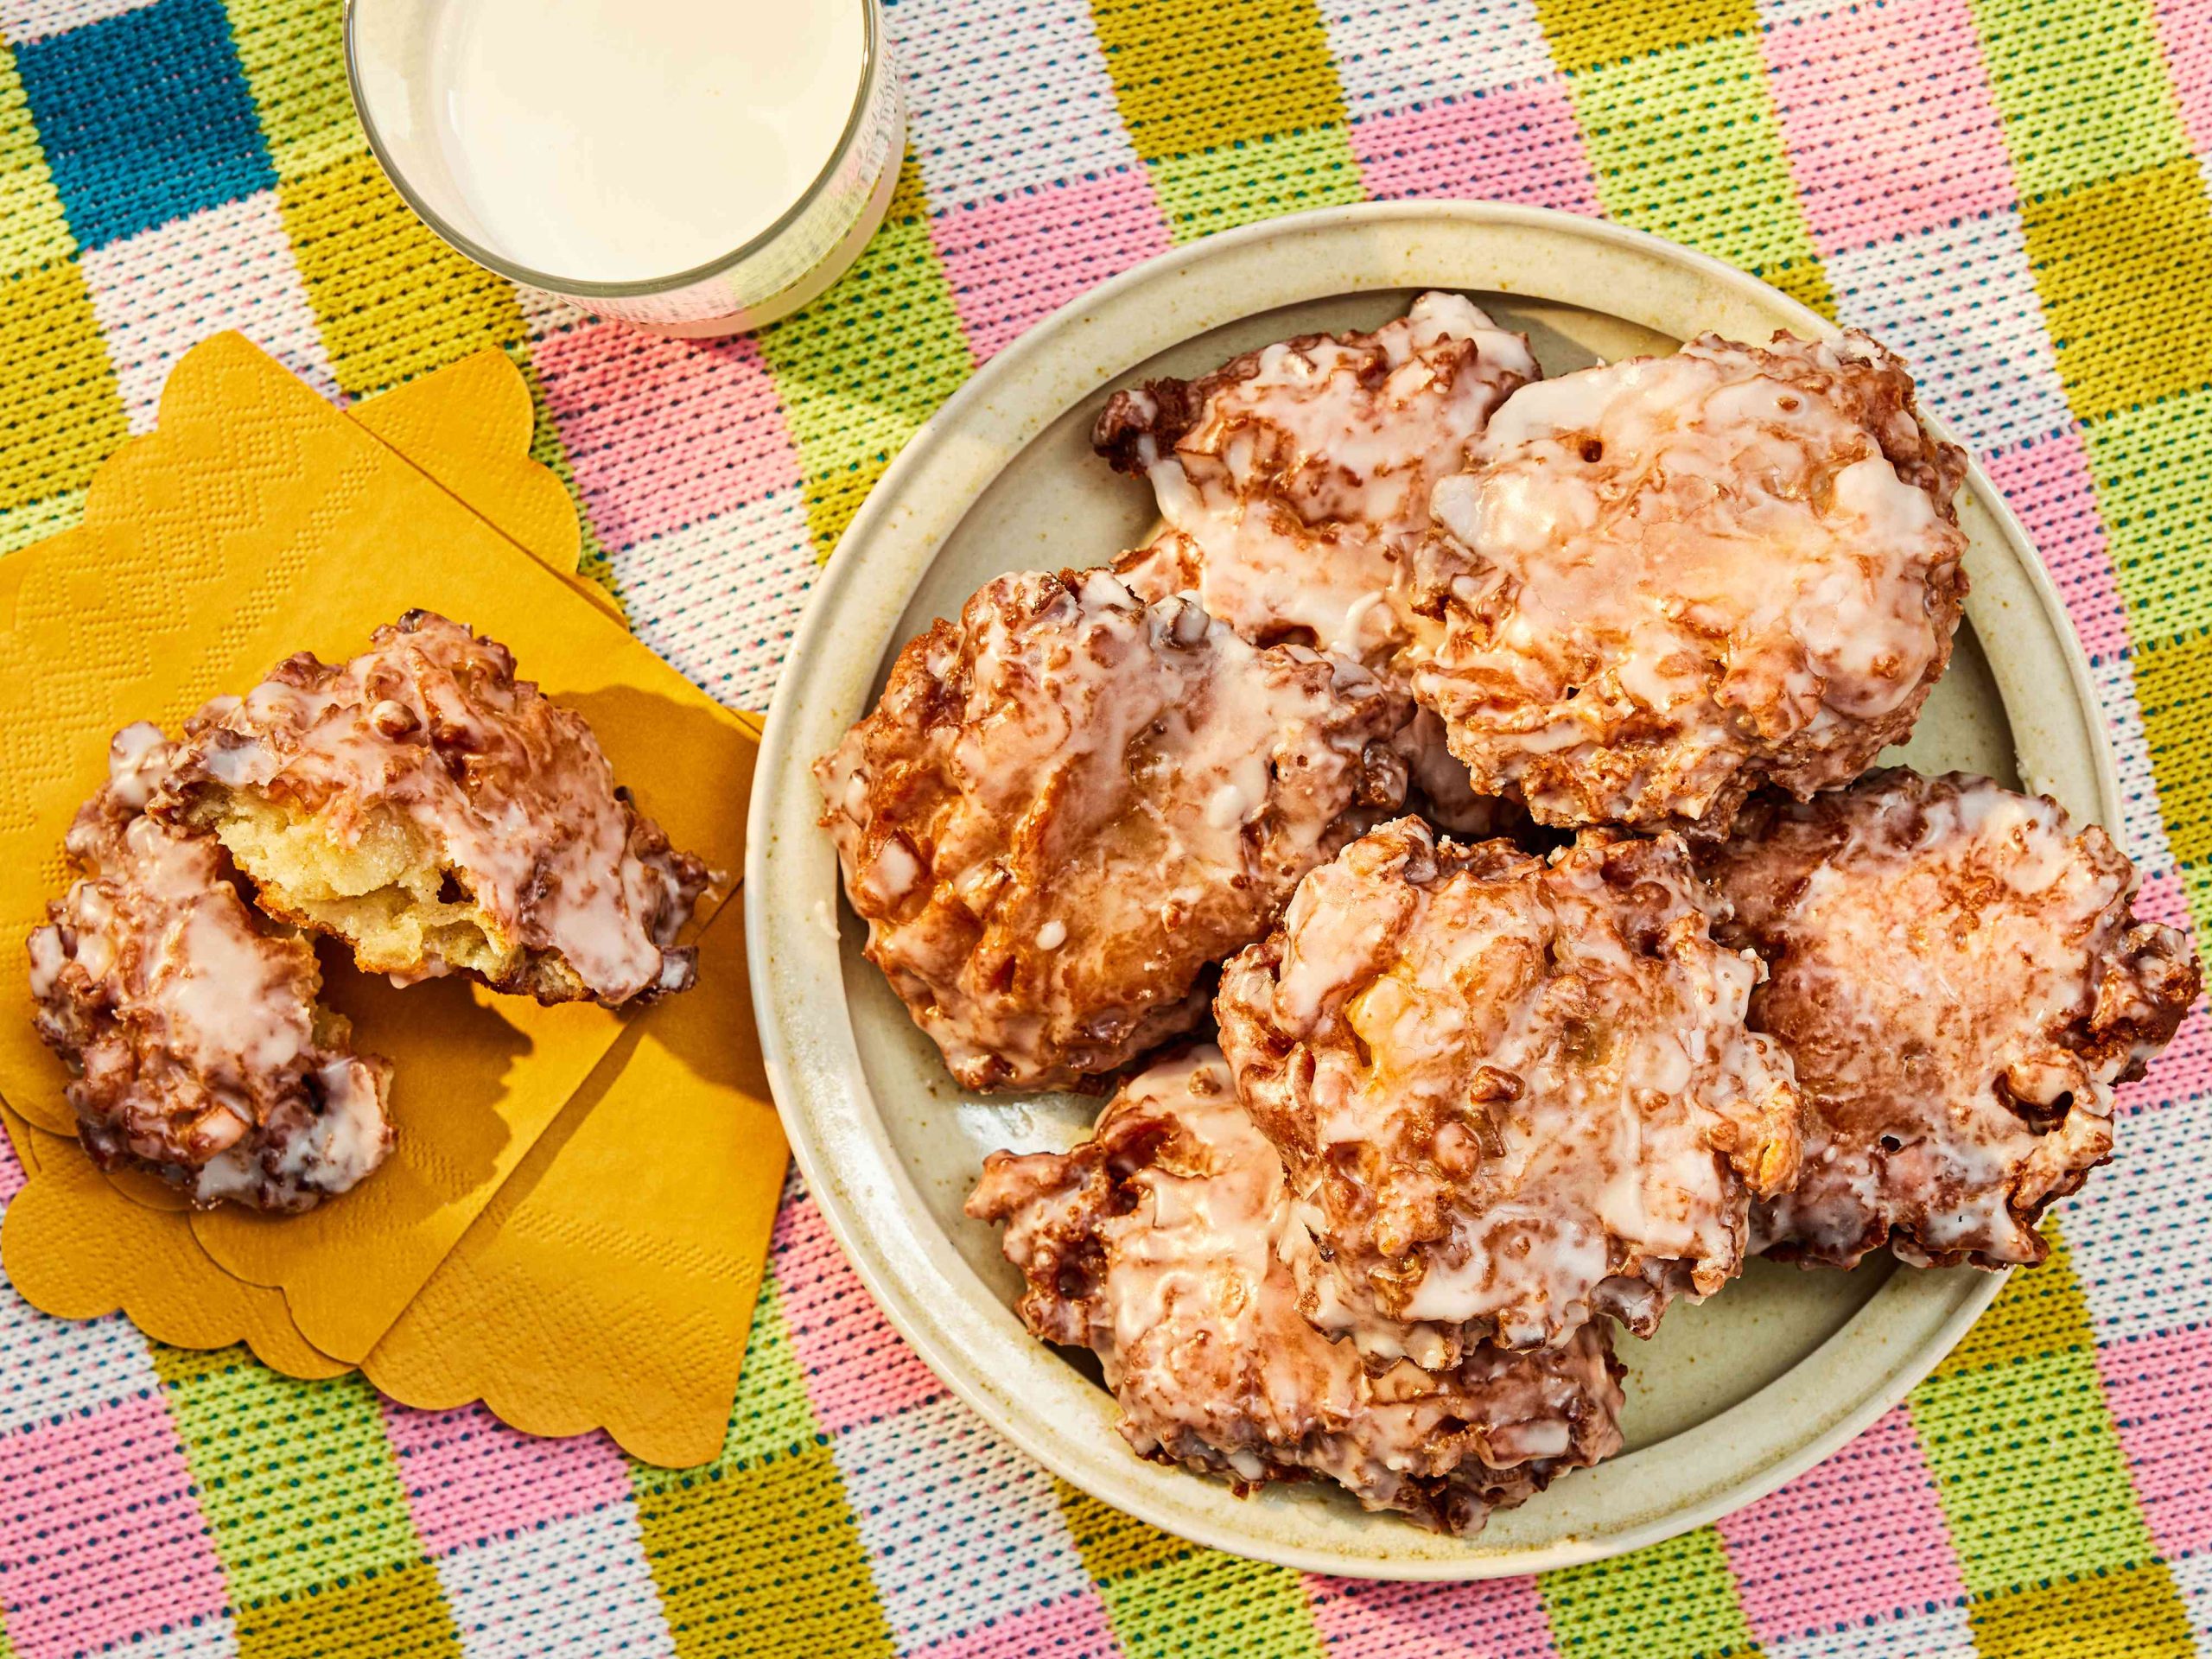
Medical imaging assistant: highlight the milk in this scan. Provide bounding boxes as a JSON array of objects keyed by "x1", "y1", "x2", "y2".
[{"x1": 421, "y1": 0, "x2": 866, "y2": 283}]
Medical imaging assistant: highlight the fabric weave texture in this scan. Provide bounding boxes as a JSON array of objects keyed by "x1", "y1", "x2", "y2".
[{"x1": 0, "y1": 0, "x2": 2209, "y2": 1653}]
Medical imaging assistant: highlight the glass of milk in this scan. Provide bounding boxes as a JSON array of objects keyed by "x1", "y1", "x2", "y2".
[{"x1": 345, "y1": 0, "x2": 902, "y2": 335}]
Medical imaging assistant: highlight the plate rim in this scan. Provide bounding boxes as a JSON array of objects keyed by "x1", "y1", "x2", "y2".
[{"x1": 745, "y1": 200, "x2": 2116, "y2": 1577}]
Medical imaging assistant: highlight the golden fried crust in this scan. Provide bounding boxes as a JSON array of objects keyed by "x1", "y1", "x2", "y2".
[
  {"x1": 965, "y1": 1048, "x2": 1624, "y2": 1533},
  {"x1": 1215, "y1": 817, "x2": 1802, "y2": 1361},
  {"x1": 1100, "y1": 292, "x2": 1541, "y2": 670},
  {"x1": 155, "y1": 611, "x2": 712, "y2": 1007},
  {"x1": 28, "y1": 725, "x2": 394, "y2": 1211},
  {"x1": 1699, "y1": 769, "x2": 2202, "y2": 1269},
  {"x1": 1409, "y1": 330, "x2": 1969, "y2": 834},
  {"x1": 816, "y1": 569, "x2": 1409, "y2": 1092}
]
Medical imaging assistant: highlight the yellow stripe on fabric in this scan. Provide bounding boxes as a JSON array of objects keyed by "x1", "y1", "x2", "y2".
[
  {"x1": 1149, "y1": 125, "x2": 1363, "y2": 245},
  {"x1": 757, "y1": 154, "x2": 973, "y2": 562},
  {"x1": 631, "y1": 1283, "x2": 895, "y2": 1659},
  {"x1": 633, "y1": 1444, "x2": 895, "y2": 1659},
  {"x1": 1056, "y1": 1479, "x2": 1191, "y2": 1584},
  {"x1": 2020, "y1": 157, "x2": 2212, "y2": 424},
  {"x1": 1096, "y1": 1548, "x2": 1325, "y2": 1659},
  {"x1": 1539, "y1": 1525, "x2": 1763, "y2": 1659},
  {"x1": 1090, "y1": 0, "x2": 1346, "y2": 161},
  {"x1": 0, "y1": 260, "x2": 129, "y2": 512},
  {"x1": 2084, "y1": 385, "x2": 2212, "y2": 650},
  {"x1": 2127, "y1": 628, "x2": 2212, "y2": 869},
  {"x1": 153, "y1": 1347, "x2": 442, "y2": 1609},
  {"x1": 1970, "y1": 1561, "x2": 2197, "y2": 1659},
  {"x1": 1564, "y1": 33, "x2": 1833, "y2": 317},
  {"x1": 1969, "y1": 0, "x2": 2190, "y2": 199},
  {"x1": 235, "y1": 1560, "x2": 462, "y2": 1659},
  {"x1": 1910, "y1": 1228, "x2": 2160, "y2": 1597},
  {"x1": 0, "y1": 38, "x2": 73, "y2": 279},
  {"x1": 1532, "y1": 0, "x2": 1759, "y2": 75},
  {"x1": 1930, "y1": 1230, "x2": 2098, "y2": 1379},
  {"x1": 279, "y1": 151, "x2": 526, "y2": 397},
  {"x1": 225, "y1": 0, "x2": 372, "y2": 182}
]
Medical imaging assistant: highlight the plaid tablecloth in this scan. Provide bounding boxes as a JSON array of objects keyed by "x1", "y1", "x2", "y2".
[{"x1": 1, "y1": 0, "x2": 2209, "y2": 1654}]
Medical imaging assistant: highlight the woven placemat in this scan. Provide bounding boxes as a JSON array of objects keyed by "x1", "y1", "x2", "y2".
[{"x1": 0, "y1": 0, "x2": 2208, "y2": 1655}]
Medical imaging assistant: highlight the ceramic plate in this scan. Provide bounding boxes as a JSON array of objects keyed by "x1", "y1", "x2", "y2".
[{"x1": 746, "y1": 203, "x2": 2117, "y2": 1578}]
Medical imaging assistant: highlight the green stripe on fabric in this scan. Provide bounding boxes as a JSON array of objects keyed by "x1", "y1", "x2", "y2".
[
  {"x1": 2087, "y1": 386, "x2": 2212, "y2": 649},
  {"x1": 757, "y1": 155, "x2": 973, "y2": 563},
  {"x1": 153, "y1": 1347, "x2": 437, "y2": 1608},
  {"x1": 633, "y1": 1443, "x2": 895, "y2": 1659},
  {"x1": 1096, "y1": 1549, "x2": 1325, "y2": 1659},
  {"x1": 1540, "y1": 1525, "x2": 1762, "y2": 1659},
  {"x1": 1149, "y1": 126, "x2": 1364, "y2": 245},
  {"x1": 0, "y1": 39, "x2": 74, "y2": 280},
  {"x1": 713, "y1": 1279, "x2": 818, "y2": 1471},
  {"x1": 1090, "y1": 0, "x2": 1348, "y2": 161},
  {"x1": 1564, "y1": 34, "x2": 1832, "y2": 315},
  {"x1": 225, "y1": 0, "x2": 372, "y2": 182},
  {"x1": 2183, "y1": 862, "x2": 2212, "y2": 959},
  {"x1": 1969, "y1": 1561, "x2": 2197, "y2": 1659},
  {"x1": 1968, "y1": 0, "x2": 2190, "y2": 199},
  {"x1": 0, "y1": 486, "x2": 83, "y2": 557},
  {"x1": 1910, "y1": 1237, "x2": 2156, "y2": 1597}
]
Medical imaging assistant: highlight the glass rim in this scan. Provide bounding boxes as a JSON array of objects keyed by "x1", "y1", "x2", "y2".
[{"x1": 341, "y1": 0, "x2": 888, "y2": 301}]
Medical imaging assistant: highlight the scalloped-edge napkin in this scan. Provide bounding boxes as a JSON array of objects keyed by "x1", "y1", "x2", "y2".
[{"x1": 0, "y1": 336, "x2": 783, "y2": 1465}]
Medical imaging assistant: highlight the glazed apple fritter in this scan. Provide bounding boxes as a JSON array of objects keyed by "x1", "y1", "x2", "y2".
[
  {"x1": 967, "y1": 1046, "x2": 1625, "y2": 1532},
  {"x1": 1216, "y1": 817, "x2": 1801, "y2": 1362},
  {"x1": 1096, "y1": 290, "x2": 1540, "y2": 671},
  {"x1": 29, "y1": 724, "x2": 394, "y2": 1211},
  {"x1": 1698, "y1": 770, "x2": 2200, "y2": 1268},
  {"x1": 154, "y1": 611, "x2": 711, "y2": 1008},
  {"x1": 817, "y1": 569, "x2": 1407, "y2": 1091},
  {"x1": 1408, "y1": 331, "x2": 1969, "y2": 834}
]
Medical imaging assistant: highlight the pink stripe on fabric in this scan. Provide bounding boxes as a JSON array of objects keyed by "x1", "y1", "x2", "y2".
[
  {"x1": 1983, "y1": 431, "x2": 2128, "y2": 661},
  {"x1": 382, "y1": 1401, "x2": 633, "y2": 1558},
  {"x1": 2155, "y1": 1, "x2": 2212, "y2": 155},
  {"x1": 1763, "y1": 0, "x2": 2016, "y2": 255},
  {"x1": 2117, "y1": 977, "x2": 2211, "y2": 1117},
  {"x1": 0, "y1": 1128, "x2": 25, "y2": 1205},
  {"x1": 0, "y1": 1394, "x2": 226, "y2": 1658},
  {"x1": 1717, "y1": 1405, "x2": 1966, "y2": 1642},
  {"x1": 909, "y1": 1587, "x2": 1118, "y2": 1659},
  {"x1": 933, "y1": 168, "x2": 1171, "y2": 362},
  {"x1": 1351, "y1": 84, "x2": 1600, "y2": 218},
  {"x1": 773, "y1": 1193, "x2": 945, "y2": 1434},
  {"x1": 2132, "y1": 868, "x2": 2192, "y2": 935},
  {"x1": 2098, "y1": 1325, "x2": 2212, "y2": 1558},
  {"x1": 533, "y1": 322, "x2": 803, "y2": 551},
  {"x1": 1306, "y1": 1572, "x2": 1556, "y2": 1659}
]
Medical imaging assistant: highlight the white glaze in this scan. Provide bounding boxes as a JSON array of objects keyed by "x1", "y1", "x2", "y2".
[
  {"x1": 967, "y1": 1047, "x2": 1624, "y2": 1530},
  {"x1": 816, "y1": 569, "x2": 1408, "y2": 1090},
  {"x1": 1217, "y1": 818, "x2": 1802, "y2": 1360},
  {"x1": 1702, "y1": 770, "x2": 2199, "y2": 1268},
  {"x1": 1410, "y1": 331, "x2": 1967, "y2": 830}
]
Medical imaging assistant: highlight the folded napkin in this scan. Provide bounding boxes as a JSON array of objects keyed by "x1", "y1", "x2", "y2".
[{"x1": 0, "y1": 335, "x2": 784, "y2": 1465}]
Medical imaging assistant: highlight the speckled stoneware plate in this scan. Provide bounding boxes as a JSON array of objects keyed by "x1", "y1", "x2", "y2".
[{"x1": 746, "y1": 202, "x2": 2118, "y2": 1578}]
